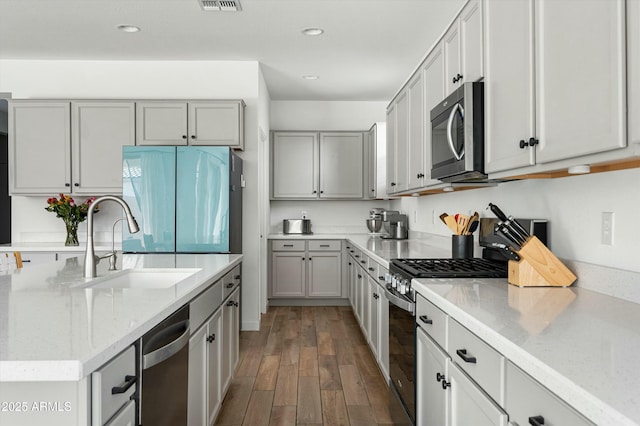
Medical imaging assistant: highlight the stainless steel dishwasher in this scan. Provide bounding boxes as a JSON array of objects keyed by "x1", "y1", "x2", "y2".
[{"x1": 139, "y1": 304, "x2": 190, "y2": 425}]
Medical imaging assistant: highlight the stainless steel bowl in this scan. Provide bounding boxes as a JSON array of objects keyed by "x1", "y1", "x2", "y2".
[{"x1": 366, "y1": 218, "x2": 383, "y2": 233}]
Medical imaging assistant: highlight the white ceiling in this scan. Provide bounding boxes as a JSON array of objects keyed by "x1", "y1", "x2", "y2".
[{"x1": 0, "y1": 0, "x2": 464, "y2": 101}]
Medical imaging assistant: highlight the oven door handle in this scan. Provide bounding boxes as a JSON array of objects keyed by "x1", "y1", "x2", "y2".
[
  {"x1": 446, "y1": 102, "x2": 465, "y2": 161},
  {"x1": 143, "y1": 319, "x2": 190, "y2": 370},
  {"x1": 384, "y1": 285, "x2": 414, "y2": 315}
]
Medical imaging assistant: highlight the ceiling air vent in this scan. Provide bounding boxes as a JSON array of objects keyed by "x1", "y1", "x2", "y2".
[{"x1": 198, "y1": 0, "x2": 242, "y2": 12}]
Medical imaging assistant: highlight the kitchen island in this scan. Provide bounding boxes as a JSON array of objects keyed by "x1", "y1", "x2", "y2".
[{"x1": 0, "y1": 253, "x2": 242, "y2": 425}]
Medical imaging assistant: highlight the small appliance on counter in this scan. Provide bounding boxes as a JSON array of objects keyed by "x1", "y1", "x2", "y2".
[
  {"x1": 366, "y1": 208, "x2": 385, "y2": 234},
  {"x1": 382, "y1": 212, "x2": 408, "y2": 240},
  {"x1": 283, "y1": 219, "x2": 312, "y2": 235}
]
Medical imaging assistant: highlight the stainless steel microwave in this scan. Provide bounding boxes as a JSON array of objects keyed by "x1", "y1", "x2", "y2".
[{"x1": 430, "y1": 82, "x2": 485, "y2": 182}]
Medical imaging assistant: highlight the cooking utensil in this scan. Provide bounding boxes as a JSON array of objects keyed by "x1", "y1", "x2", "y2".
[
  {"x1": 488, "y1": 242, "x2": 521, "y2": 261},
  {"x1": 456, "y1": 214, "x2": 469, "y2": 235},
  {"x1": 468, "y1": 220, "x2": 479, "y2": 234},
  {"x1": 508, "y1": 215, "x2": 530, "y2": 239},
  {"x1": 496, "y1": 224, "x2": 523, "y2": 251},
  {"x1": 488, "y1": 203, "x2": 508, "y2": 222},
  {"x1": 503, "y1": 219, "x2": 527, "y2": 245},
  {"x1": 439, "y1": 213, "x2": 449, "y2": 225},
  {"x1": 443, "y1": 215, "x2": 459, "y2": 234}
]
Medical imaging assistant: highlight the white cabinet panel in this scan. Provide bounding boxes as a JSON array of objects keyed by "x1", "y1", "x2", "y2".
[
  {"x1": 308, "y1": 252, "x2": 341, "y2": 297},
  {"x1": 8, "y1": 101, "x2": 71, "y2": 194},
  {"x1": 71, "y1": 101, "x2": 135, "y2": 194},
  {"x1": 630, "y1": 0, "x2": 640, "y2": 144},
  {"x1": 189, "y1": 101, "x2": 244, "y2": 149},
  {"x1": 408, "y1": 71, "x2": 425, "y2": 190},
  {"x1": 416, "y1": 327, "x2": 449, "y2": 426},
  {"x1": 319, "y1": 132, "x2": 364, "y2": 198},
  {"x1": 188, "y1": 324, "x2": 208, "y2": 426},
  {"x1": 136, "y1": 102, "x2": 188, "y2": 146},
  {"x1": 423, "y1": 45, "x2": 446, "y2": 187},
  {"x1": 104, "y1": 400, "x2": 136, "y2": 426},
  {"x1": 460, "y1": 0, "x2": 483, "y2": 86},
  {"x1": 271, "y1": 252, "x2": 306, "y2": 297},
  {"x1": 394, "y1": 90, "x2": 409, "y2": 193},
  {"x1": 207, "y1": 310, "x2": 222, "y2": 426},
  {"x1": 484, "y1": 0, "x2": 536, "y2": 173},
  {"x1": 535, "y1": 0, "x2": 626, "y2": 163},
  {"x1": 271, "y1": 132, "x2": 318, "y2": 199},
  {"x1": 443, "y1": 21, "x2": 461, "y2": 96},
  {"x1": 386, "y1": 104, "x2": 397, "y2": 195}
]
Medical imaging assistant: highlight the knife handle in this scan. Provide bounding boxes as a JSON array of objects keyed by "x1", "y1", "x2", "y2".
[
  {"x1": 508, "y1": 215, "x2": 530, "y2": 237},
  {"x1": 488, "y1": 203, "x2": 509, "y2": 221}
]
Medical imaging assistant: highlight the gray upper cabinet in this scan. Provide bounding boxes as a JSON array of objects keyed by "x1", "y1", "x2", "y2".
[
  {"x1": 630, "y1": 0, "x2": 640, "y2": 145},
  {"x1": 485, "y1": 0, "x2": 626, "y2": 175},
  {"x1": 271, "y1": 132, "x2": 318, "y2": 199},
  {"x1": 9, "y1": 101, "x2": 71, "y2": 195},
  {"x1": 423, "y1": 45, "x2": 445, "y2": 187},
  {"x1": 9, "y1": 100, "x2": 134, "y2": 196},
  {"x1": 72, "y1": 101, "x2": 135, "y2": 195},
  {"x1": 385, "y1": 103, "x2": 397, "y2": 195},
  {"x1": 407, "y1": 71, "x2": 425, "y2": 191},
  {"x1": 366, "y1": 122, "x2": 387, "y2": 199},
  {"x1": 393, "y1": 89, "x2": 409, "y2": 193},
  {"x1": 319, "y1": 132, "x2": 364, "y2": 199},
  {"x1": 271, "y1": 131, "x2": 366, "y2": 200},
  {"x1": 136, "y1": 100, "x2": 245, "y2": 149}
]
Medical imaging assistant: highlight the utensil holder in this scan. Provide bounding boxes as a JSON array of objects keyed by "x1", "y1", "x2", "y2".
[
  {"x1": 508, "y1": 236, "x2": 577, "y2": 287},
  {"x1": 452, "y1": 235, "x2": 474, "y2": 259}
]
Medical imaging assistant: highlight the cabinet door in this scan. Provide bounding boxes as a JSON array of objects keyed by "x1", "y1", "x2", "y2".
[
  {"x1": 367, "y1": 127, "x2": 377, "y2": 198},
  {"x1": 361, "y1": 268, "x2": 370, "y2": 341},
  {"x1": 188, "y1": 324, "x2": 208, "y2": 426},
  {"x1": 416, "y1": 327, "x2": 449, "y2": 426},
  {"x1": 71, "y1": 101, "x2": 135, "y2": 194},
  {"x1": 8, "y1": 101, "x2": 71, "y2": 194},
  {"x1": 319, "y1": 132, "x2": 364, "y2": 198},
  {"x1": 448, "y1": 361, "x2": 508, "y2": 426},
  {"x1": 188, "y1": 101, "x2": 244, "y2": 149},
  {"x1": 271, "y1": 252, "x2": 306, "y2": 297},
  {"x1": 272, "y1": 132, "x2": 318, "y2": 199},
  {"x1": 307, "y1": 252, "x2": 341, "y2": 297},
  {"x1": 355, "y1": 268, "x2": 364, "y2": 323},
  {"x1": 368, "y1": 277, "x2": 380, "y2": 359},
  {"x1": 377, "y1": 270, "x2": 390, "y2": 380},
  {"x1": 484, "y1": 0, "x2": 536, "y2": 173},
  {"x1": 105, "y1": 400, "x2": 136, "y2": 426},
  {"x1": 207, "y1": 310, "x2": 222, "y2": 426},
  {"x1": 443, "y1": 22, "x2": 461, "y2": 96},
  {"x1": 630, "y1": 0, "x2": 640, "y2": 144},
  {"x1": 221, "y1": 289, "x2": 240, "y2": 394},
  {"x1": 407, "y1": 71, "x2": 425, "y2": 190},
  {"x1": 394, "y1": 90, "x2": 409, "y2": 192},
  {"x1": 423, "y1": 45, "x2": 445, "y2": 187},
  {"x1": 386, "y1": 104, "x2": 397, "y2": 194},
  {"x1": 136, "y1": 102, "x2": 188, "y2": 146},
  {"x1": 459, "y1": 0, "x2": 483, "y2": 85},
  {"x1": 535, "y1": 0, "x2": 626, "y2": 163}
]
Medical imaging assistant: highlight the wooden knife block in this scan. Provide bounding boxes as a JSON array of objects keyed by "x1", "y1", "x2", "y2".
[{"x1": 508, "y1": 236, "x2": 577, "y2": 287}]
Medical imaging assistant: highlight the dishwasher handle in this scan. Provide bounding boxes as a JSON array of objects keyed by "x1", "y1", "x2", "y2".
[{"x1": 143, "y1": 319, "x2": 190, "y2": 370}]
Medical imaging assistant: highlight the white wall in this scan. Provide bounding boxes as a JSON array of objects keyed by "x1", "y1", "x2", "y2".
[
  {"x1": 392, "y1": 167, "x2": 640, "y2": 273},
  {"x1": 270, "y1": 100, "x2": 387, "y2": 131},
  {"x1": 0, "y1": 59, "x2": 264, "y2": 330}
]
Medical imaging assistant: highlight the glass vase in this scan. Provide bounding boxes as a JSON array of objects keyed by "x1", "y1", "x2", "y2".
[{"x1": 64, "y1": 220, "x2": 79, "y2": 246}]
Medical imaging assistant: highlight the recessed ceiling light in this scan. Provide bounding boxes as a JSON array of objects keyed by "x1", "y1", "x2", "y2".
[
  {"x1": 302, "y1": 28, "x2": 324, "y2": 36},
  {"x1": 302, "y1": 75, "x2": 319, "y2": 80},
  {"x1": 117, "y1": 25, "x2": 141, "y2": 33}
]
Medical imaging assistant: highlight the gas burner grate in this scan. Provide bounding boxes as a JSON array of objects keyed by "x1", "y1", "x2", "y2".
[{"x1": 391, "y1": 258, "x2": 507, "y2": 278}]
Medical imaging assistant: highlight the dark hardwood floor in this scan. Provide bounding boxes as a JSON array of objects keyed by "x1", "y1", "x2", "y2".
[{"x1": 214, "y1": 306, "x2": 407, "y2": 426}]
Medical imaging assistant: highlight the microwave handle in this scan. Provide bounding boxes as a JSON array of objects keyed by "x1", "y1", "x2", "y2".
[{"x1": 446, "y1": 102, "x2": 465, "y2": 161}]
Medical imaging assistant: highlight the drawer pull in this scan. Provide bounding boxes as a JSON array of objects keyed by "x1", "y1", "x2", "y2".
[
  {"x1": 368, "y1": 267, "x2": 374, "y2": 271},
  {"x1": 528, "y1": 416, "x2": 545, "y2": 426},
  {"x1": 206, "y1": 334, "x2": 216, "y2": 343},
  {"x1": 419, "y1": 315, "x2": 433, "y2": 325},
  {"x1": 283, "y1": 244, "x2": 294, "y2": 247},
  {"x1": 357, "y1": 274, "x2": 362, "y2": 279},
  {"x1": 226, "y1": 283, "x2": 234, "y2": 288},
  {"x1": 235, "y1": 275, "x2": 241, "y2": 280},
  {"x1": 348, "y1": 262, "x2": 352, "y2": 266},
  {"x1": 456, "y1": 349, "x2": 477, "y2": 364},
  {"x1": 319, "y1": 244, "x2": 330, "y2": 247},
  {"x1": 436, "y1": 372, "x2": 445, "y2": 382},
  {"x1": 355, "y1": 255, "x2": 360, "y2": 258},
  {"x1": 360, "y1": 260, "x2": 366, "y2": 264},
  {"x1": 111, "y1": 375, "x2": 136, "y2": 395},
  {"x1": 378, "y1": 276, "x2": 384, "y2": 280},
  {"x1": 441, "y1": 380, "x2": 451, "y2": 390}
]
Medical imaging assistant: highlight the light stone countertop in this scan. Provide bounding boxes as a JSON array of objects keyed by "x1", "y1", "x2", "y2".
[
  {"x1": 412, "y1": 278, "x2": 640, "y2": 426},
  {"x1": 0, "y1": 242, "x2": 116, "y2": 252},
  {"x1": 0, "y1": 253, "x2": 242, "y2": 382}
]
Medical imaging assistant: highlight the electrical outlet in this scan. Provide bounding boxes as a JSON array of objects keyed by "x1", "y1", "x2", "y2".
[
  {"x1": 413, "y1": 210, "x2": 418, "y2": 224},
  {"x1": 601, "y1": 212, "x2": 614, "y2": 245},
  {"x1": 301, "y1": 210, "x2": 308, "y2": 219}
]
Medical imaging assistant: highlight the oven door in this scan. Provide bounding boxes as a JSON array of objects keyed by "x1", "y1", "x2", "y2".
[{"x1": 386, "y1": 285, "x2": 416, "y2": 425}]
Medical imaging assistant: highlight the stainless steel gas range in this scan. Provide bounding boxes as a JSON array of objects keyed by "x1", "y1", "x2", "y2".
[{"x1": 385, "y1": 257, "x2": 508, "y2": 425}]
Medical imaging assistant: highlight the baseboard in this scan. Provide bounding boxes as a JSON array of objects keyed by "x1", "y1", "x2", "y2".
[
  {"x1": 268, "y1": 298, "x2": 351, "y2": 307},
  {"x1": 241, "y1": 320, "x2": 260, "y2": 331}
]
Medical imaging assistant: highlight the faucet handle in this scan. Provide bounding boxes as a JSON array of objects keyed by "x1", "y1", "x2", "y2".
[{"x1": 108, "y1": 251, "x2": 117, "y2": 271}]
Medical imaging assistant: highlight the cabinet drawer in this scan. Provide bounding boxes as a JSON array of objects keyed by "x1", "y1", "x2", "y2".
[
  {"x1": 223, "y1": 265, "x2": 241, "y2": 299},
  {"x1": 416, "y1": 294, "x2": 447, "y2": 350},
  {"x1": 355, "y1": 252, "x2": 368, "y2": 269},
  {"x1": 448, "y1": 319, "x2": 505, "y2": 406},
  {"x1": 105, "y1": 399, "x2": 136, "y2": 426},
  {"x1": 191, "y1": 280, "x2": 223, "y2": 332},
  {"x1": 505, "y1": 362, "x2": 594, "y2": 426},
  {"x1": 272, "y1": 240, "x2": 305, "y2": 251},
  {"x1": 92, "y1": 346, "x2": 136, "y2": 426},
  {"x1": 365, "y1": 258, "x2": 378, "y2": 278},
  {"x1": 308, "y1": 240, "x2": 341, "y2": 251}
]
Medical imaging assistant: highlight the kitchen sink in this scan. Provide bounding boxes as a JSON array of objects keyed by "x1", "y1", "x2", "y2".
[{"x1": 79, "y1": 268, "x2": 201, "y2": 289}]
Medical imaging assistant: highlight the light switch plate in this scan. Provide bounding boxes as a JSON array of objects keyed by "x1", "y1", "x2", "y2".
[{"x1": 601, "y1": 211, "x2": 614, "y2": 245}]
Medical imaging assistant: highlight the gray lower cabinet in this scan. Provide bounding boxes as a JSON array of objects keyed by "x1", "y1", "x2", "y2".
[
  {"x1": 188, "y1": 267, "x2": 240, "y2": 426},
  {"x1": 416, "y1": 327, "x2": 449, "y2": 426},
  {"x1": 270, "y1": 240, "x2": 342, "y2": 299}
]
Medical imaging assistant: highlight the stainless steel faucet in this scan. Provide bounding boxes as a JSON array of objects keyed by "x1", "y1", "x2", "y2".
[{"x1": 84, "y1": 196, "x2": 140, "y2": 278}]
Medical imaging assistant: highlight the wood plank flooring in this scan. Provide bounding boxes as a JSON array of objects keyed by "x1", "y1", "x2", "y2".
[{"x1": 215, "y1": 306, "x2": 407, "y2": 426}]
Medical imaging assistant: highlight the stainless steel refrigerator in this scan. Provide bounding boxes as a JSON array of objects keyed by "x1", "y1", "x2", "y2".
[{"x1": 122, "y1": 146, "x2": 242, "y2": 253}]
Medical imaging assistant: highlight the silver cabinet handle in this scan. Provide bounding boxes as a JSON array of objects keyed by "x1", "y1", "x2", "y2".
[
  {"x1": 143, "y1": 320, "x2": 190, "y2": 369},
  {"x1": 446, "y1": 102, "x2": 465, "y2": 161}
]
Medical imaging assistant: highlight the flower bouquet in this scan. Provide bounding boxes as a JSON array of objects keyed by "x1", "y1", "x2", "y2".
[{"x1": 45, "y1": 194, "x2": 98, "y2": 246}]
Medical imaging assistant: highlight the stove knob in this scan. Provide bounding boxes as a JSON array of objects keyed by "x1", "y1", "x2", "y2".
[{"x1": 385, "y1": 273, "x2": 392, "y2": 284}]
